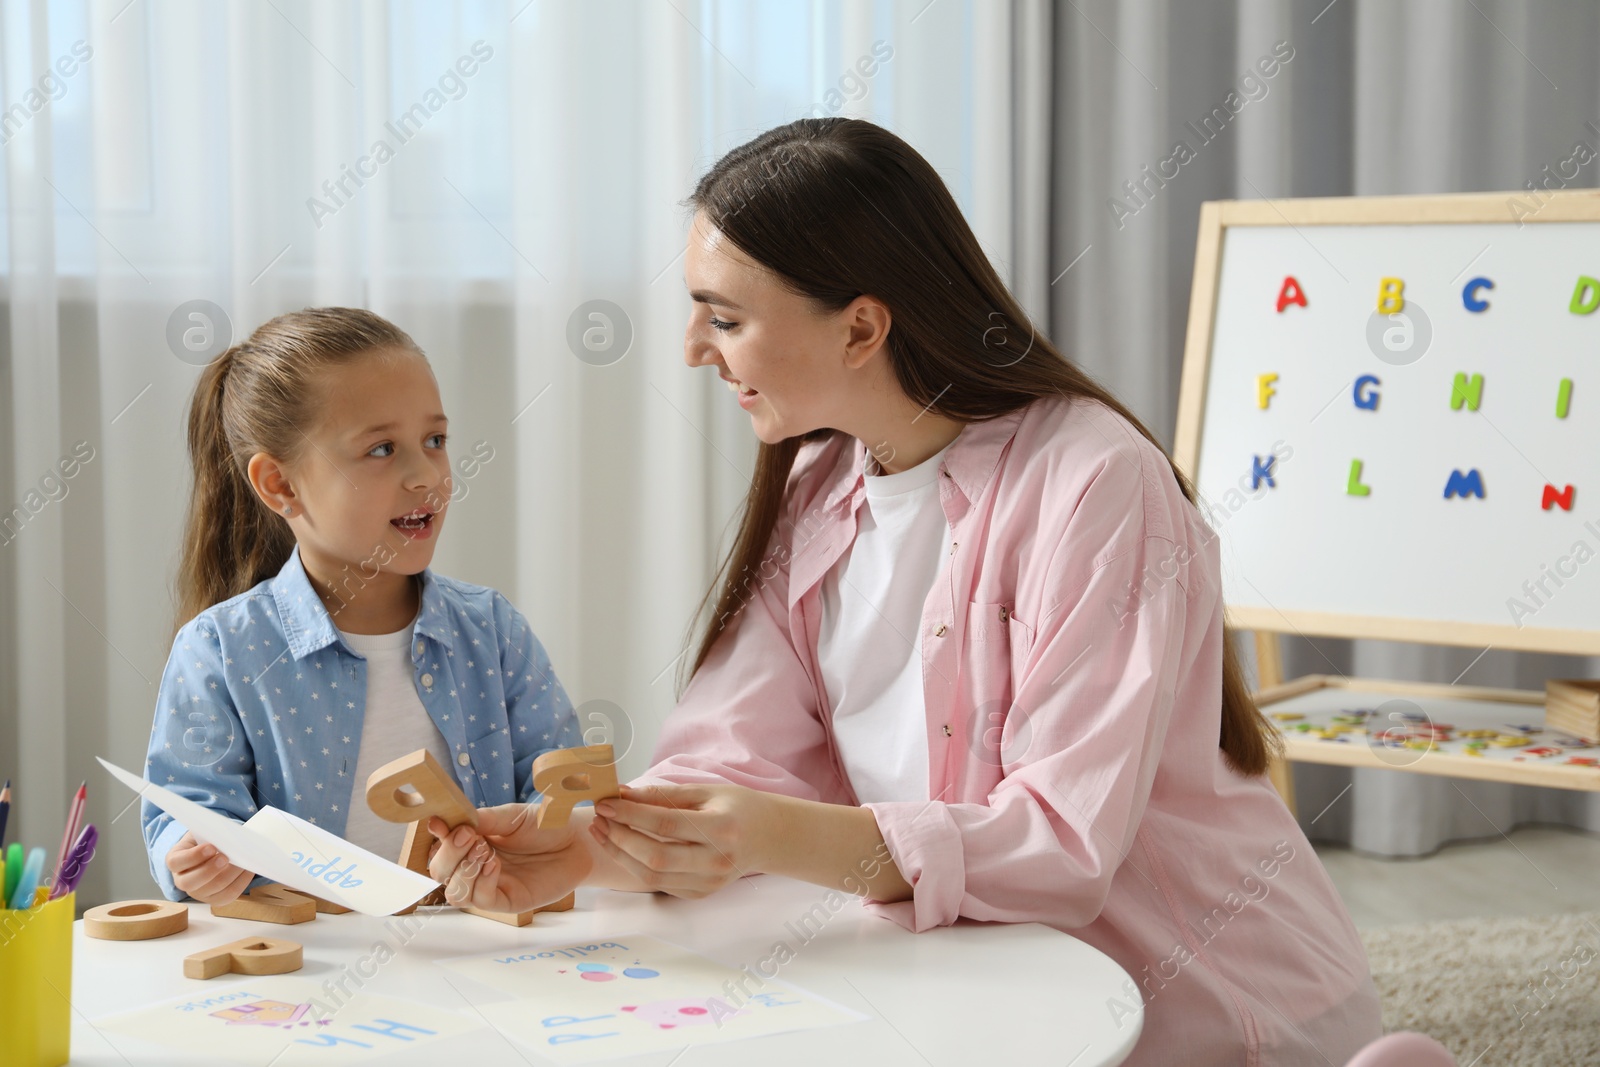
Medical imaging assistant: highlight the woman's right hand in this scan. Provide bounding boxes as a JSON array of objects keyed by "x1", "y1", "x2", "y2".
[
  {"x1": 426, "y1": 803, "x2": 593, "y2": 913},
  {"x1": 167, "y1": 830, "x2": 255, "y2": 903}
]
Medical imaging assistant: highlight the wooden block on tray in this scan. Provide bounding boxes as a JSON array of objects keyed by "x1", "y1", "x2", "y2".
[{"x1": 1546, "y1": 679, "x2": 1600, "y2": 738}]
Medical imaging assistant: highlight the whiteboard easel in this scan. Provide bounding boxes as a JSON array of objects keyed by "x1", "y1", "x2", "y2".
[{"x1": 1174, "y1": 190, "x2": 1600, "y2": 812}]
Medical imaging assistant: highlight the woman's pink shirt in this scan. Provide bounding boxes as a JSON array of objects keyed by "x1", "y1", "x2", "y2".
[{"x1": 643, "y1": 396, "x2": 1381, "y2": 1066}]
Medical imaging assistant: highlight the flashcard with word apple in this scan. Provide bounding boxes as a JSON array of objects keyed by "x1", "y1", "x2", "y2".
[
  {"x1": 1176, "y1": 193, "x2": 1600, "y2": 656},
  {"x1": 436, "y1": 934, "x2": 867, "y2": 1063},
  {"x1": 99, "y1": 757, "x2": 438, "y2": 914},
  {"x1": 91, "y1": 979, "x2": 479, "y2": 1065}
]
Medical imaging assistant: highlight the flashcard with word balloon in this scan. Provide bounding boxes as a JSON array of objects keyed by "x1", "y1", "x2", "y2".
[{"x1": 435, "y1": 934, "x2": 867, "y2": 1063}]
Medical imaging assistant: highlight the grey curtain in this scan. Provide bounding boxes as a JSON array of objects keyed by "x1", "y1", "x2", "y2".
[{"x1": 1028, "y1": 0, "x2": 1600, "y2": 855}]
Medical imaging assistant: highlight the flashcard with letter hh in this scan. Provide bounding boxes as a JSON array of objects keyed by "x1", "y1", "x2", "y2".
[
  {"x1": 91, "y1": 978, "x2": 480, "y2": 1065},
  {"x1": 437, "y1": 934, "x2": 867, "y2": 1063}
]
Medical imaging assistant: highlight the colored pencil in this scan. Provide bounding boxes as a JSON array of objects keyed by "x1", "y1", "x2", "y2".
[
  {"x1": 50, "y1": 781, "x2": 86, "y2": 888},
  {"x1": 49, "y1": 824, "x2": 97, "y2": 900}
]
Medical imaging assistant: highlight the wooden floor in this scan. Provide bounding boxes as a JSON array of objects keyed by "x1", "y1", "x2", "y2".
[{"x1": 1314, "y1": 825, "x2": 1600, "y2": 929}]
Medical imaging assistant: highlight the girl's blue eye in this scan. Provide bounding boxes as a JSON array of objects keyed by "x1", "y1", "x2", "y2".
[
  {"x1": 708, "y1": 316, "x2": 736, "y2": 332},
  {"x1": 368, "y1": 434, "x2": 445, "y2": 457}
]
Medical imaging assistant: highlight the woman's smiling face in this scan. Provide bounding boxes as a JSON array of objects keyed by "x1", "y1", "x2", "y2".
[{"x1": 682, "y1": 211, "x2": 864, "y2": 444}]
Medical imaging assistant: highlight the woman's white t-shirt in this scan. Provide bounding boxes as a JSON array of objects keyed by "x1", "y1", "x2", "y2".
[
  {"x1": 336, "y1": 618, "x2": 454, "y2": 858},
  {"x1": 817, "y1": 442, "x2": 953, "y2": 804}
]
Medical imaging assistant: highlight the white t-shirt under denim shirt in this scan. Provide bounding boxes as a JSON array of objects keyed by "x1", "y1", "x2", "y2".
[
  {"x1": 336, "y1": 618, "x2": 455, "y2": 859},
  {"x1": 818, "y1": 441, "x2": 954, "y2": 804}
]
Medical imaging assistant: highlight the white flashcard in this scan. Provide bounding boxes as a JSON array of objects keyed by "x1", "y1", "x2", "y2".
[
  {"x1": 438, "y1": 934, "x2": 868, "y2": 1062},
  {"x1": 99, "y1": 756, "x2": 438, "y2": 915},
  {"x1": 93, "y1": 977, "x2": 481, "y2": 1064}
]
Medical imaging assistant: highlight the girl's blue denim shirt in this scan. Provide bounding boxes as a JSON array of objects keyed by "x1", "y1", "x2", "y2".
[{"x1": 142, "y1": 545, "x2": 581, "y2": 900}]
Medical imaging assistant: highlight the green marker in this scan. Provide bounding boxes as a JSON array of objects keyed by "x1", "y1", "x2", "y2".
[
  {"x1": 3, "y1": 842, "x2": 20, "y2": 907},
  {"x1": 7, "y1": 847, "x2": 43, "y2": 909}
]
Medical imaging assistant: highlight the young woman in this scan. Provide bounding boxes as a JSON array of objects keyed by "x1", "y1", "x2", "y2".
[
  {"x1": 143, "y1": 307, "x2": 580, "y2": 903},
  {"x1": 428, "y1": 119, "x2": 1382, "y2": 1065}
]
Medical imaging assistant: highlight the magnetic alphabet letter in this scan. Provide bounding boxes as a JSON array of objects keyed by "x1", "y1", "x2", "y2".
[
  {"x1": 1462, "y1": 277, "x2": 1493, "y2": 312},
  {"x1": 1376, "y1": 277, "x2": 1405, "y2": 315},
  {"x1": 1570, "y1": 275, "x2": 1600, "y2": 314},
  {"x1": 1347, "y1": 460, "x2": 1371, "y2": 497},
  {"x1": 1275, "y1": 276, "x2": 1307, "y2": 312},
  {"x1": 1257, "y1": 373, "x2": 1278, "y2": 409},
  {"x1": 1353, "y1": 375, "x2": 1381, "y2": 411}
]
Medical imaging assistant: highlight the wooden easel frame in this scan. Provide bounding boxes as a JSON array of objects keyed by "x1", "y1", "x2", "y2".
[
  {"x1": 1254, "y1": 634, "x2": 1297, "y2": 812},
  {"x1": 1174, "y1": 191, "x2": 1600, "y2": 811}
]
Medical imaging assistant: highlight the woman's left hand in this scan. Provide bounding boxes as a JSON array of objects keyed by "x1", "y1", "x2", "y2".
[{"x1": 589, "y1": 782, "x2": 781, "y2": 899}]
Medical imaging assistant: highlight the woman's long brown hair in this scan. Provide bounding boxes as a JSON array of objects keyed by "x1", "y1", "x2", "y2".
[
  {"x1": 174, "y1": 307, "x2": 425, "y2": 635},
  {"x1": 681, "y1": 118, "x2": 1279, "y2": 777}
]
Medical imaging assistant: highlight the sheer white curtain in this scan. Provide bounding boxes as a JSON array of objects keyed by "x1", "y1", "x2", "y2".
[{"x1": 0, "y1": 0, "x2": 1039, "y2": 908}]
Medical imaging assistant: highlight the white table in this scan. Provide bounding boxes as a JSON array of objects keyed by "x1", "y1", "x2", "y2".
[{"x1": 67, "y1": 876, "x2": 1141, "y2": 1066}]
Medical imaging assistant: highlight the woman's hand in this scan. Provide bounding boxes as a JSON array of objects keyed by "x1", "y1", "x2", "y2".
[
  {"x1": 167, "y1": 830, "x2": 255, "y2": 904},
  {"x1": 425, "y1": 803, "x2": 594, "y2": 913},
  {"x1": 588, "y1": 783, "x2": 781, "y2": 899}
]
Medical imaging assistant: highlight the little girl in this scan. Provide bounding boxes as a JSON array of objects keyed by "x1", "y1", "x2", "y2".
[{"x1": 142, "y1": 307, "x2": 579, "y2": 903}]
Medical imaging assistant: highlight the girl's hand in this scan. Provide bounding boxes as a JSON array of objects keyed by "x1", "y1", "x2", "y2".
[
  {"x1": 425, "y1": 803, "x2": 594, "y2": 913},
  {"x1": 167, "y1": 830, "x2": 255, "y2": 904},
  {"x1": 589, "y1": 783, "x2": 780, "y2": 899}
]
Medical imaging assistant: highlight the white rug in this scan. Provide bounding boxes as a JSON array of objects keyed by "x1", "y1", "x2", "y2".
[{"x1": 1360, "y1": 910, "x2": 1600, "y2": 1066}]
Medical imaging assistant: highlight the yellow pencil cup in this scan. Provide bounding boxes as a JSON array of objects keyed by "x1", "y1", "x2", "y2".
[{"x1": 0, "y1": 891, "x2": 74, "y2": 1067}]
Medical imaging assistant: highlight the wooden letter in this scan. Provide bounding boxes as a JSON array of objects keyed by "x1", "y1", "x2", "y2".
[
  {"x1": 308, "y1": 894, "x2": 352, "y2": 915},
  {"x1": 84, "y1": 900, "x2": 189, "y2": 941},
  {"x1": 365, "y1": 749, "x2": 478, "y2": 827},
  {"x1": 183, "y1": 937, "x2": 302, "y2": 980},
  {"x1": 367, "y1": 746, "x2": 588, "y2": 925},
  {"x1": 366, "y1": 749, "x2": 479, "y2": 894},
  {"x1": 210, "y1": 884, "x2": 316, "y2": 925},
  {"x1": 533, "y1": 744, "x2": 620, "y2": 829}
]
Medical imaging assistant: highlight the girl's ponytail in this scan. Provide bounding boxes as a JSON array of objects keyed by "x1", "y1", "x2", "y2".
[
  {"x1": 174, "y1": 346, "x2": 295, "y2": 631},
  {"x1": 171, "y1": 308, "x2": 426, "y2": 635}
]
